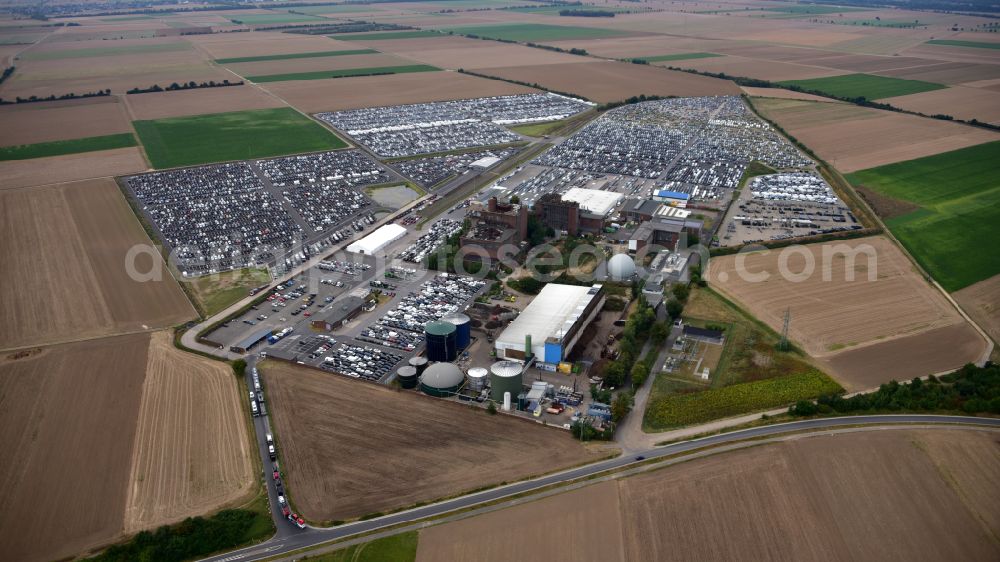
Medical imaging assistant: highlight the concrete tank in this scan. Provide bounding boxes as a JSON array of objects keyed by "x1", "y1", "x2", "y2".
[
  {"x1": 466, "y1": 367, "x2": 488, "y2": 392},
  {"x1": 489, "y1": 360, "x2": 524, "y2": 403},
  {"x1": 396, "y1": 365, "x2": 418, "y2": 389},
  {"x1": 425, "y1": 320, "x2": 457, "y2": 362},
  {"x1": 442, "y1": 312, "x2": 472, "y2": 351}
]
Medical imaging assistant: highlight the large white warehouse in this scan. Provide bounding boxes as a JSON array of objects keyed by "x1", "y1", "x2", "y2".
[
  {"x1": 347, "y1": 223, "x2": 407, "y2": 255},
  {"x1": 495, "y1": 283, "x2": 605, "y2": 365}
]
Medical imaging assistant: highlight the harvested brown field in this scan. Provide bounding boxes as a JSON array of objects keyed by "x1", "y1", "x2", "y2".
[
  {"x1": 878, "y1": 61, "x2": 1000, "y2": 85},
  {"x1": 189, "y1": 32, "x2": 359, "y2": 59},
  {"x1": 0, "y1": 333, "x2": 150, "y2": 562},
  {"x1": 741, "y1": 86, "x2": 845, "y2": 102},
  {"x1": 708, "y1": 236, "x2": 985, "y2": 388},
  {"x1": 0, "y1": 45, "x2": 230, "y2": 99},
  {"x1": 751, "y1": 97, "x2": 999, "y2": 171},
  {"x1": 225, "y1": 52, "x2": 413, "y2": 77},
  {"x1": 0, "y1": 147, "x2": 147, "y2": 189},
  {"x1": 620, "y1": 429, "x2": 1000, "y2": 562},
  {"x1": 0, "y1": 179, "x2": 193, "y2": 350},
  {"x1": 262, "y1": 70, "x2": 538, "y2": 113},
  {"x1": 551, "y1": 35, "x2": 725, "y2": 60},
  {"x1": 123, "y1": 331, "x2": 255, "y2": 533},
  {"x1": 366, "y1": 35, "x2": 589, "y2": 70},
  {"x1": 474, "y1": 60, "x2": 738, "y2": 102},
  {"x1": 262, "y1": 360, "x2": 603, "y2": 522},
  {"x1": 887, "y1": 85, "x2": 1000, "y2": 125},
  {"x1": 124, "y1": 84, "x2": 285, "y2": 119},
  {"x1": 416, "y1": 481, "x2": 625, "y2": 562},
  {"x1": 798, "y1": 53, "x2": 941, "y2": 73},
  {"x1": 953, "y1": 275, "x2": 1000, "y2": 350},
  {"x1": 667, "y1": 55, "x2": 848, "y2": 81},
  {"x1": 819, "y1": 322, "x2": 988, "y2": 388},
  {"x1": 0, "y1": 95, "x2": 131, "y2": 146}
]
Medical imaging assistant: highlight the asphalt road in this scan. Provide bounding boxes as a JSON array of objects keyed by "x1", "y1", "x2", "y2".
[{"x1": 201, "y1": 414, "x2": 1000, "y2": 562}]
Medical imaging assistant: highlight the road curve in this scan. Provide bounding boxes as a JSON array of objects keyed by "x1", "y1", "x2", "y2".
[{"x1": 199, "y1": 415, "x2": 1000, "y2": 562}]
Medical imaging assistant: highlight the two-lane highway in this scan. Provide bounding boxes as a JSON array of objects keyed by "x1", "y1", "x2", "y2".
[{"x1": 200, "y1": 415, "x2": 1000, "y2": 562}]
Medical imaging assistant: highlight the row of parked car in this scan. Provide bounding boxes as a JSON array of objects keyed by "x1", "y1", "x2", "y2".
[{"x1": 249, "y1": 367, "x2": 307, "y2": 530}]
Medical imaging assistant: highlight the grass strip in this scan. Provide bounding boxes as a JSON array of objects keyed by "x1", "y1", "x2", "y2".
[{"x1": 0, "y1": 133, "x2": 136, "y2": 161}]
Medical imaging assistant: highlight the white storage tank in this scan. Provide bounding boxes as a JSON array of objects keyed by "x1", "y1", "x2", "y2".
[{"x1": 467, "y1": 367, "x2": 488, "y2": 392}]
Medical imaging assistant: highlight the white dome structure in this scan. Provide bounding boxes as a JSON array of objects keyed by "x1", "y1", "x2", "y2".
[{"x1": 607, "y1": 253, "x2": 636, "y2": 281}]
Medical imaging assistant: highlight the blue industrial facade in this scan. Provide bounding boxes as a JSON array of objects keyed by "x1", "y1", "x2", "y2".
[{"x1": 544, "y1": 341, "x2": 563, "y2": 364}]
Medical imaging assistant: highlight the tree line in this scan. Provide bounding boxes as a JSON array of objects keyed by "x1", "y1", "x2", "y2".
[
  {"x1": 790, "y1": 363, "x2": 1000, "y2": 416},
  {"x1": 126, "y1": 80, "x2": 242, "y2": 95}
]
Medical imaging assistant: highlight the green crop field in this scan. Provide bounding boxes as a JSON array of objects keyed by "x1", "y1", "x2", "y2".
[
  {"x1": 229, "y1": 13, "x2": 326, "y2": 24},
  {"x1": 216, "y1": 49, "x2": 378, "y2": 64},
  {"x1": 635, "y1": 52, "x2": 722, "y2": 62},
  {"x1": 644, "y1": 370, "x2": 843, "y2": 429},
  {"x1": 0, "y1": 133, "x2": 137, "y2": 161},
  {"x1": 778, "y1": 73, "x2": 946, "y2": 100},
  {"x1": 926, "y1": 39, "x2": 1000, "y2": 50},
  {"x1": 442, "y1": 23, "x2": 626, "y2": 42},
  {"x1": 247, "y1": 64, "x2": 439, "y2": 83},
  {"x1": 133, "y1": 107, "x2": 346, "y2": 169},
  {"x1": 19, "y1": 42, "x2": 190, "y2": 60},
  {"x1": 332, "y1": 30, "x2": 443, "y2": 41},
  {"x1": 846, "y1": 141, "x2": 1000, "y2": 291}
]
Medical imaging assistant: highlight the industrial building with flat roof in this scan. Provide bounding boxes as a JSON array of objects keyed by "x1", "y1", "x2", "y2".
[
  {"x1": 495, "y1": 283, "x2": 605, "y2": 365},
  {"x1": 347, "y1": 223, "x2": 407, "y2": 255}
]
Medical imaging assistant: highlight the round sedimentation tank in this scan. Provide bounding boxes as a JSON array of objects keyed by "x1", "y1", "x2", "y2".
[
  {"x1": 425, "y1": 320, "x2": 457, "y2": 362},
  {"x1": 489, "y1": 360, "x2": 524, "y2": 403},
  {"x1": 419, "y1": 362, "x2": 464, "y2": 397},
  {"x1": 408, "y1": 356, "x2": 428, "y2": 375},
  {"x1": 442, "y1": 312, "x2": 472, "y2": 351},
  {"x1": 466, "y1": 367, "x2": 488, "y2": 392},
  {"x1": 396, "y1": 366, "x2": 418, "y2": 389}
]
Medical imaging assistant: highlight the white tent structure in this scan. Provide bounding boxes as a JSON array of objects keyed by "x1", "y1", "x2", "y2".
[{"x1": 347, "y1": 223, "x2": 407, "y2": 255}]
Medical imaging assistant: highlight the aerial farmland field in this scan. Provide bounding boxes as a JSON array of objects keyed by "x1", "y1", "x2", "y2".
[
  {"x1": 247, "y1": 64, "x2": 439, "y2": 83},
  {"x1": 708, "y1": 236, "x2": 987, "y2": 389},
  {"x1": 777, "y1": 73, "x2": 947, "y2": 100},
  {"x1": 474, "y1": 60, "x2": 739, "y2": 102},
  {"x1": 262, "y1": 360, "x2": 603, "y2": 523},
  {"x1": 846, "y1": 142, "x2": 1000, "y2": 292},
  {"x1": 0, "y1": 179, "x2": 194, "y2": 350},
  {"x1": 0, "y1": 132, "x2": 137, "y2": 161},
  {"x1": 133, "y1": 107, "x2": 347, "y2": 168},
  {"x1": 0, "y1": 333, "x2": 151, "y2": 562},
  {"x1": 0, "y1": 96, "x2": 133, "y2": 146},
  {"x1": 441, "y1": 23, "x2": 627, "y2": 42},
  {"x1": 750, "y1": 97, "x2": 999, "y2": 172},
  {"x1": 619, "y1": 430, "x2": 1000, "y2": 561}
]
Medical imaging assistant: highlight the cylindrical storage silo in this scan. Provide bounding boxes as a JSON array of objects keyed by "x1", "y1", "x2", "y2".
[
  {"x1": 466, "y1": 367, "x2": 488, "y2": 392},
  {"x1": 490, "y1": 360, "x2": 523, "y2": 403},
  {"x1": 442, "y1": 312, "x2": 472, "y2": 351},
  {"x1": 396, "y1": 365, "x2": 418, "y2": 389},
  {"x1": 425, "y1": 320, "x2": 457, "y2": 362},
  {"x1": 408, "y1": 356, "x2": 428, "y2": 375}
]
